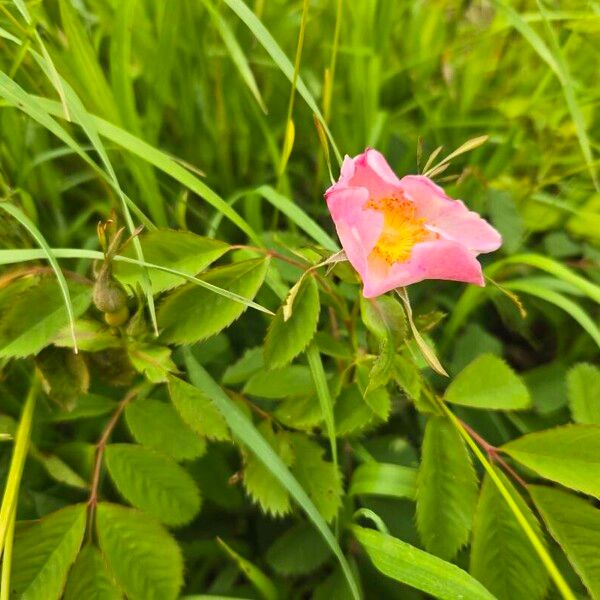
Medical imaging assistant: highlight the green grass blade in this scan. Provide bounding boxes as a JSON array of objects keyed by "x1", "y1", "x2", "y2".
[
  {"x1": 257, "y1": 185, "x2": 338, "y2": 250},
  {"x1": 493, "y1": 0, "x2": 598, "y2": 190},
  {"x1": 503, "y1": 281, "x2": 600, "y2": 349},
  {"x1": 0, "y1": 203, "x2": 79, "y2": 352},
  {"x1": 202, "y1": 0, "x2": 267, "y2": 113},
  {"x1": 182, "y1": 350, "x2": 360, "y2": 600},
  {"x1": 36, "y1": 97, "x2": 262, "y2": 246},
  {"x1": 306, "y1": 342, "x2": 338, "y2": 466},
  {"x1": 221, "y1": 0, "x2": 342, "y2": 164},
  {"x1": 0, "y1": 248, "x2": 273, "y2": 315}
]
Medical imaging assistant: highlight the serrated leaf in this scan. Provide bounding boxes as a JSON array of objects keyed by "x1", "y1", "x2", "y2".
[
  {"x1": 244, "y1": 365, "x2": 313, "y2": 398},
  {"x1": 12, "y1": 504, "x2": 87, "y2": 600},
  {"x1": 222, "y1": 346, "x2": 264, "y2": 385},
  {"x1": 36, "y1": 347, "x2": 89, "y2": 409},
  {"x1": 158, "y1": 258, "x2": 268, "y2": 344},
  {"x1": 0, "y1": 278, "x2": 90, "y2": 358},
  {"x1": 114, "y1": 230, "x2": 229, "y2": 294},
  {"x1": 445, "y1": 354, "x2": 530, "y2": 410},
  {"x1": 356, "y1": 362, "x2": 391, "y2": 420},
  {"x1": 266, "y1": 522, "x2": 331, "y2": 576},
  {"x1": 470, "y1": 472, "x2": 549, "y2": 600},
  {"x1": 568, "y1": 363, "x2": 600, "y2": 424},
  {"x1": 275, "y1": 393, "x2": 323, "y2": 430},
  {"x1": 218, "y1": 538, "x2": 278, "y2": 600},
  {"x1": 352, "y1": 525, "x2": 495, "y2": 600},
  {"x1": 264, "y1": 275, "x2": 319, "y2": 369},
  {"x1": 290, "y1": 435, "x2": 342, "y2": 522},
  {"x1": 416, "y1": 417, "x2": 478, "y2": 560},
  {"x1": 53, "y1": 318, "x2": 121, "y2": 351},
  {"x1": 127, "y1": 342, "x2": 176, "y2": 383},
  {"x1": 349, "y1": 462, "x2": 417, "y2": 500},
  {"x1": 64, "y1": 545, "x2": 123, "y2": 600},
  {"x1": 243, "y1": 423, "x2": 294, "y2": 517},
  {"x1": 104, "y1": 444, "x2": 201, "y2": 526},
  {"x1": 125, "y1": 398, "x2": 206, "y2": 461},
  {"x1": 502, "y1": 425, "x2": 600, "y2": 498},
  {"x1": 334, "y1": 384, "x2": 378, "y2": 437},
  {"x1": 167, "y1": 375, "x2": 229, "y2": 441},
  {"x1": 32, "y1": 449, "x2": 89, "y2": 490},
  {"x1": 530, "y1": 485, "x2": 600, "y2": 599},
  {"x1": 47, "y1": 394, "x2": 117, "y2": 422},
  {"x1": 96, "y1": 503, "x2": 183, "y2": 600}
]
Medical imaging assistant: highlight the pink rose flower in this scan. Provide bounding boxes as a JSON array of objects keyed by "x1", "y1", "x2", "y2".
[{"x1": 325, "y1": 148, "x2": 502, "y2": 298}]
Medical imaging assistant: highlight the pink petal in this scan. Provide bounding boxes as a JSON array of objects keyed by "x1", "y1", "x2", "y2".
[
  {"x1": 326, "y1": 149, "x2": 402, "y2": 198},
  {"x1": 362, "y1": 239, "x2": 484, "y2": 298},
  {"x1": 325, "y1": 186, "x2": 383, "y2": 278},
  {"x1": 399, "y1": 175, "x2": 502, "y2": 254}
]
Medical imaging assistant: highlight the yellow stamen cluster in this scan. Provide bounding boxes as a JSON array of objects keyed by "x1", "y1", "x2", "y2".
[{"x1": 366, "y1": 196, "x2": 430, "y2": 265}]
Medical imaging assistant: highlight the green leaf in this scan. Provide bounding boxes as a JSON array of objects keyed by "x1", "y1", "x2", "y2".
[
  {"x1": 47, "y1": 394, "x2": 117, "y2": 423},
  {"x1": 290, "y1": 434, "x2": 343, "y2": 522},
  {"x1": 104, "y1": 444, "x2": 201, "y2": 526},
  {"x1": 361, "y1": 295, "x2": 407, "y2": 343},
  {"x1": 0, "y1": 278, "x2": 91, "y2": 358},
  {"x1": 217, "y1": 538, "x2": 278, "y2": 600},
  {"x1": 502, "y1": 425, "x2": 600, "y2": 498},
  {"x1": 530, "y1": 485, "x2": 600, "y2": 599},
  {"x1": 243, "y1": 422, "x2": 294, "y2": 517},
  {"x1": 470, "y1": 472, "x2": 549, "y2": 600},
  {"x1": 487, "y1": 190, "x2": 524, "y2": 254},
  {"x1": 334, "y1": 384, "x2": 378, "y2": 437},
  {"x1": 127, "y1": 342, "x2": 176, "y2": 384},
  {"x1": 12, "y1": 504, "x2": 87, "y2": 600},
  {"x1": 183, "y1": 351, "x2": 360, "y2": 600},
  {"x1": 222, "y1": 346, "x2": 264, "y2": 385},
  {"x1": 243, "y1": 365, "x2": 313, "y2": 398},
  {"x1": 349, "y1": 462, "x2": 417, "y2": 500},
  {"x1": 167, "y1": 375, "x2": 229, "y2": 441},
  {"x1": 64, "y1": 545, "x2": 123, "y2": 600},
  {"x1": 264, "y1": 275, "x2": 319, "y2": 369},
  {"x1": 445, "y1": 354, "x2": 530, "y2": 410},
  {"x1": 266, "y1": 522, "x2": 331, "y2": 576},
  {"x1": 52, "y1": 318, "x2": 121, "y2": 352},
  {"x1": 351, "y1": 525, "x2": 495, "y2": 600},
  {"x1": 96, "y1": 503, "x2": 183, "y2": 600},
  {"x1": 158, "y1": 258, "x2": 268, "y2": 344},
  {"x1": 114, "y1": 230, "x2": 229, "y2": 294},
  {"x1": 31, "y1": 449, "x2": 89, "y2": 490},
  {"x1": 125, "y1": 398, "x2": 206, "y2": 461},
  {"x1": 568, "y1": 363, "x2": 600, "y2": 424},
  {"x1": 416, "y1": 417, "x2": 478, "y2": 560}
]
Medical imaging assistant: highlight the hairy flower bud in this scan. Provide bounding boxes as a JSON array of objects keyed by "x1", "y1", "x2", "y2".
[{"x1": 93, "y1": 265, "x2": 128, "y2": 314}]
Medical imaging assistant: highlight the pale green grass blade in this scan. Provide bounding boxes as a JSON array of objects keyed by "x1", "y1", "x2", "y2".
[
  {"x1": 202, "y1": 0, "x2": 267, "y2": 113},
  {"x1": 504, "y1": 281, "x2": 600, "y2": 348},
  {"x1": 0, "y1": 249, "x2": 273, "y2": 315},
  {"x1": 0, "y1": 203, "x2": 79, "y2": 352},
  {"x1": 222, "y1": 0, "x2": 342, "y2": 164},
  {"x1": 182, "y1": 350, "x2": 360, "y2": 600},
  {"x1": 36, "y1": 97, "x2": 262, "y2": 246},
  {"x1": 493, "y1": 0, "x2": 598, "y2": 190},
  {"x1": 306, "y1": 342, "x2": 338, "y2": 467},
  {"x1": 257, "y1": 185, "x2": 338, "y2": 250}
]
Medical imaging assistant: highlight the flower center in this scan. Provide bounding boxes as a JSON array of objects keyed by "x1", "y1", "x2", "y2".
[{"x1": 366, "y1": 196, "x2": 431, "y2": 265}]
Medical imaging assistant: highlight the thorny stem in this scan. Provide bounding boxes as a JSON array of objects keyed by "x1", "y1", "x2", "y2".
[
  {"x1": 86, "y1": 387, "x2": 140, "y2": 539},
  {"x1": 459, "y1": 419, "x2": 528, "y2": 489}
]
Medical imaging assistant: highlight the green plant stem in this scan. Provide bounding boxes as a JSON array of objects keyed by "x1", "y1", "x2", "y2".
[
  {"x1": 436, "y1": 398, "x2": 576, "y2": 600},
  {"x1": 0, "y1": 508, "x2": 16, "y2": 600},
  {"x1": 0, "y1": 378, "x2": 39, "y2": 559}
]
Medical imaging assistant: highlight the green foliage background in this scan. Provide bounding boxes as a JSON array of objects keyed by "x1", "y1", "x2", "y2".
[{"x1": 0, "y1": 1, "x2": 599, "y2": 599}]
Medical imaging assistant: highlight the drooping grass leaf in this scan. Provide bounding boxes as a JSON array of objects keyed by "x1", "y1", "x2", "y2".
[
  {"x1": 352, "y1": 525, "x2": 495, "y2": 600},
  {"x1": 349, "y1": 462, "x2": 417, "y2": 500},
  {"x1": 104, "y1": 444, "x2": 201, "y2": 526},
  {"x1": 183, "y1": 350, "x2": 360, "y2": 600},
  {"x1": 416, "y1": 417, "x2": 478, "y2": 560}
]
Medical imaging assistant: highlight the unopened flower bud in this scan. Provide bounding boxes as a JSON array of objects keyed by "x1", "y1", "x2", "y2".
[{"x1": 93, "y1": 265, "x2": 128, "y2": 314}]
